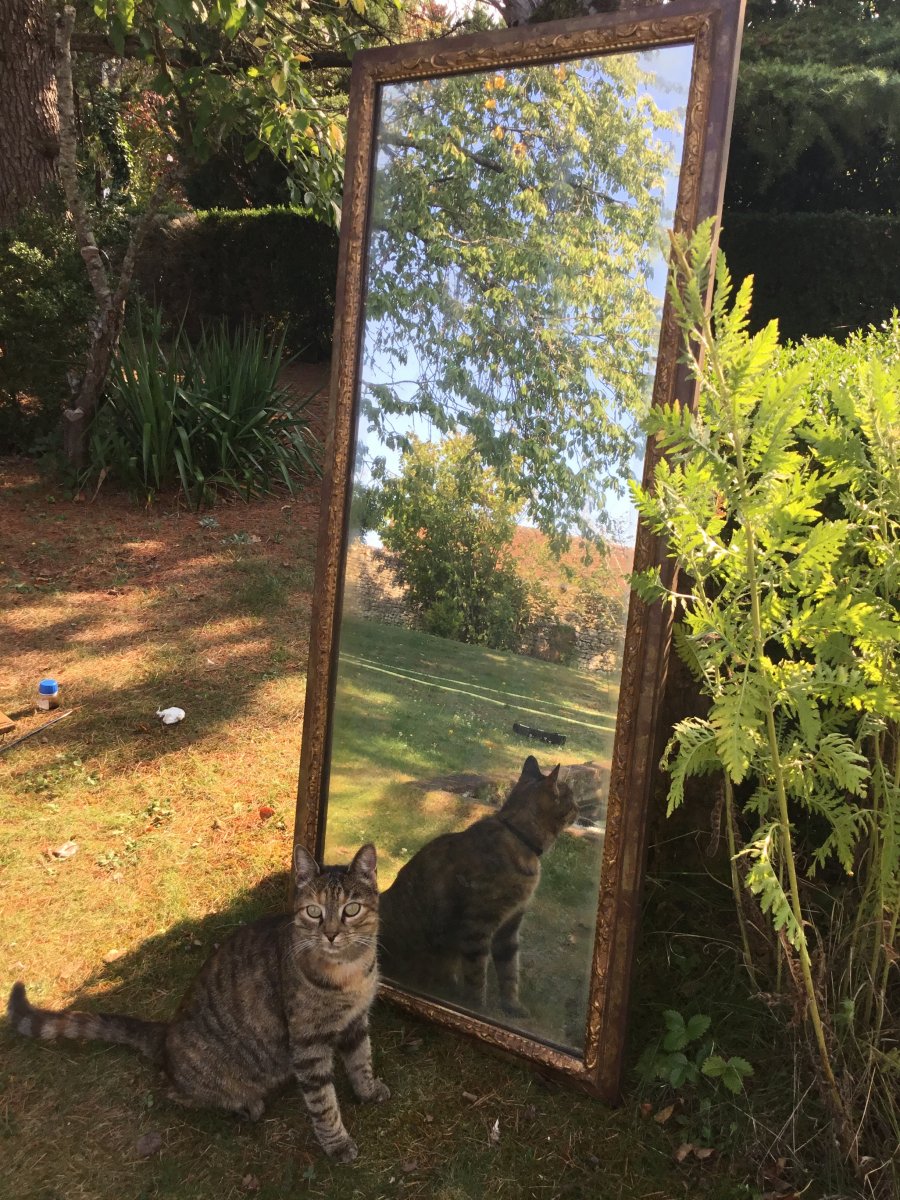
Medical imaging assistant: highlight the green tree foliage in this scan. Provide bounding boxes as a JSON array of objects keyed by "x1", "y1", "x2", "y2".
[
  {"x1": 729, "y1": 0, "x2": 900, "y2": 213},
  {"x1": 360, "y1": 51, "x2": 685, "y2": 543},
  {"x1": 633, "y1": 222, "x2": 900, "y2": 1174},
  {"x1": 0, "y1": 198, "x2": 128, "y2": 451},
  {"x1": 72, "y1": 0, "x2": 419, "y2": 220},
  {"x1": 371, "y1": 434, "x2": 531, "y2": 649}
]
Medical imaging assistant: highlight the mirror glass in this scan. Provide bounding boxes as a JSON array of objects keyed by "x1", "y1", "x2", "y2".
[{"x1": 323, "y1": 43, "x2": 693, "y2": 1052}]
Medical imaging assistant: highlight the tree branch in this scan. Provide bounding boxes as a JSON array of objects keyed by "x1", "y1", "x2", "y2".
[
  {"x1": 56, "y1": 6, "x2": 110, "y2": 310},
  {"x1": 68, "y1": 31, "x2": 351, "y2": 71},
  {"x1": 382, "y1": 133, "x2": 504, "y2": 174}
]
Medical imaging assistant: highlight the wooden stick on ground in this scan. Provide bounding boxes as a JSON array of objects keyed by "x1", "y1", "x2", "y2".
[{"x1": 0, "y1": 710, "x2": 75, "y2": 756}]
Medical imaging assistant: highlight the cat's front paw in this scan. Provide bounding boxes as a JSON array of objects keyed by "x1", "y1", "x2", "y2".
[
  {"x1": 366, "y1": 1078, "x2": 390, "y2": 1104},
  {"x1": 328, "y1": 1136, "x2": 359, "y2": 1163},
  {"x1": 237, "y1": 1098, "x2": 265, "y2": 1122},
  {"x1": 500, "y1": 1000, "x2": 529, "y2": 1019}
]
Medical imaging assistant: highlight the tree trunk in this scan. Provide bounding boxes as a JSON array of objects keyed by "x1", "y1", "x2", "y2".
[
  {"x1": 55, "y1": 6, "x2": 174, "y2": 470},
  {"x1": 0, "y1": 0, "x2": 58, "y2": 226}
]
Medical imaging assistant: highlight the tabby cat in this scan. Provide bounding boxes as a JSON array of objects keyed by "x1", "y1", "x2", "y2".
[
  {"x1": 379, "y1": 755, "x2": 575, "y2": 1016},
  {"x1": 7, "y1": 843, "x2": 388, "y2": 1162}
]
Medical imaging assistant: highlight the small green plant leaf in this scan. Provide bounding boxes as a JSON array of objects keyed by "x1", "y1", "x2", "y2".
[
  {"x1": 685, "y1": 1014, "x2": 712, "y2": 1042},
  {"x1": 722, "y1": 1057, "x2": 753, "y2": 1094},
  {"x1": 701, "y1": 1054, "x2": 726, "y2": 1079}
]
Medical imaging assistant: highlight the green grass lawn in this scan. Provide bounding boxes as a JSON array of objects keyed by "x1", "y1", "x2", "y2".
[{"x1": 324, "y1": 616, "x2": 619, "y2": 1051}]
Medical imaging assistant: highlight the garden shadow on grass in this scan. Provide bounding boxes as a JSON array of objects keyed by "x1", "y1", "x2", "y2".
[
  {"x1": 57, "y1": 869, "x2": 294, "y2": 1019},
  {"x1": 0, "y1": 564, "x2": 315, "y2": 781}
]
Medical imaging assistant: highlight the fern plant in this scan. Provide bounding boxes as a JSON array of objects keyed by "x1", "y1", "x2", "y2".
[{"x1": 632, "y1": 223, "x2": 899, "y2": 1179}]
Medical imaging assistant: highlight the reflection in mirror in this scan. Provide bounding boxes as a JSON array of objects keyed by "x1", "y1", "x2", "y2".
[{"x1": 323, "y1": 43, "x2": 693, "y2": 1051}]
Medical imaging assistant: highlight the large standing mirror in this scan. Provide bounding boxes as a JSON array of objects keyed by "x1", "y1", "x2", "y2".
[{"x1": 296, "y1": 0, "x2": 745, "y2": 1099}]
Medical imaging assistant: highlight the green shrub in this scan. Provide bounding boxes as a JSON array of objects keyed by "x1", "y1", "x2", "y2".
[
  {"x1": 136, "y1": 207, "x2": 338, "y2": 359},
  {"x1": 0, "y1": 201, "x2": 94, "y2": 451},
  {"x1": 0, "y1": 204, "x2": 337, "y2": 455},
  {"x1": 87, "y1": 309, "x2": 320, "y2": 505},
  {"x1": 0, "y1": 195, "x2": 134, "y2": 454},
  {"x1": 633, "y1": 226, "x2": 900, "y2": 1183},
  {"x1": 720, "y1": 211, "x2": 900, "y2": 342},
  {"x1": 371, "y1": 434, "x2": 531, "y2": 652}
]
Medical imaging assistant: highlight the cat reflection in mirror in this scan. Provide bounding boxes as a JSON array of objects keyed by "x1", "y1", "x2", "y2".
[
  {"x1": 7, "y1": 844, "x2": 388, "y2": 1162},
  {"x1": 379, "y1": 755, "x2": 576, "y2": 1017}
]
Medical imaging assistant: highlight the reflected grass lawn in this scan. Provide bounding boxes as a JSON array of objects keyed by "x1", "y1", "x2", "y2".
[{"x1": 324, "y1": 617, "x2": 621, "y2": 1050}]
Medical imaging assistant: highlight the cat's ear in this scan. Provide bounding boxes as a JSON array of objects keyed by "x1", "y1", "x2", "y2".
[
  {"x1": 350, "y1": 843, "x2": 378, "y2": 885},
  {"x1": 293, "y1": 844, "x2": 319, "y2": 888},
  {"x1": 547, "y1": 764, "x2": 561, "y2": 784},
  {"x1": 521, "y1": 755, "x2": 543, "y2": 781}
]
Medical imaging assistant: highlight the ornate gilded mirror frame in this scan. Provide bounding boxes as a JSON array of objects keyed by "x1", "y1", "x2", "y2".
[{"x1": 294, "y1": 0, "x2": 746, "y2": 1101}]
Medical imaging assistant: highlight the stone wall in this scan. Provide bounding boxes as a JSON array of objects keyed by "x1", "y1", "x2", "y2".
[
  {"x1": 344, "y1": 542, "x2": 623, "y2": 675},
  {"x1": 344, "y1": 542, "x2": 420, "y2": 629}
]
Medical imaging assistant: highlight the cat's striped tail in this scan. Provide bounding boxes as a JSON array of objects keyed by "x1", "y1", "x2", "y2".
[{"x1": 7, "y1": 982, "x2": 166, "y2": 1063}]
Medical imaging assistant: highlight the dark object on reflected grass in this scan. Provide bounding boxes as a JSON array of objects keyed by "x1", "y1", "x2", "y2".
[{"x1": 512, "y1": 722, "x2": 567, "y2": 747}]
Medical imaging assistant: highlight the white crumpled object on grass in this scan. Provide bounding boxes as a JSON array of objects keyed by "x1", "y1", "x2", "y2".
[{"x1": 156, "y1": 707, "x2": 186, "y2": 725}]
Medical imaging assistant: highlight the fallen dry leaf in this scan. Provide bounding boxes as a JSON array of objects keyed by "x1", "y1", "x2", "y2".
[
  {"x1": 400, "y1": 1159, "x2": 418, "y2": 1174},
  {"x1": 694, "y1": 1147, "x2": 715, "y2": 1160},
  {"x1": 654, "y1": 1104, "x2": 675, "y2": 1125},
  {"x1": 103, "y1": 948, "x2": 124, "y2": 964},
  {"x1": 134, "y1": 1130, "x2": 162, "y2": 1158},
  {"x1": 488, "y1": 1118, "x2": 500, "y2": 1145},
  {"x1": 241, "y1": 1175, "x2": 260, "y2": 1192},
  {"x1": 639, "y1": 1101, "x2": 653, "y2": 1118},
  {"x1": 674, "y1": 1143, "x2": 694, "y2": 1163},
  {"x1": 258, "y1": 806, "x2": 275, "y2": 820},
  {"x1": 462, "y1": 1091, "x2": 479, "y2": 1103},
  {"x1": 50, "y1": 841, "x2": 78, "y2": 860}
]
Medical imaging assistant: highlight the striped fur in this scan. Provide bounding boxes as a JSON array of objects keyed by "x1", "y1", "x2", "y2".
[
  {"x1": 6, "y1": 844, "x2": 388, "y2": 1162},
  {"x1": 379, "y1": 756, "x2": 575, "y2": 1016}
]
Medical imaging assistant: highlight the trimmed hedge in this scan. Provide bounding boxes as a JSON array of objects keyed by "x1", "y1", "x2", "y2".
[
  {"x1": 137, "y1": 207, "x2": 338, "y2": 359},
  {"x1": 138, "y1": 208, "x2": 898, "y2": 356},
  {"x1": 720, "y1": 211, "x2": 900, "y2": 343}
]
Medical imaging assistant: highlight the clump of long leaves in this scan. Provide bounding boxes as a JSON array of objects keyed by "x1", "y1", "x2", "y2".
[
  {"x1": 87, "y1": 308, "x2": 319, "y2": 506},
  {"x1": 632, "y1": 223, "x2": 899, "y2": 1193}
]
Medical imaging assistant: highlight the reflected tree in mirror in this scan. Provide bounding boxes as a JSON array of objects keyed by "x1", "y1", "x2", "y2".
[
  {"x1": 362, "y1": 54, "x2": 687, "y2": 544},
  {"x1": 365, "y1": 433, "x2": 530, "y2": 649}
]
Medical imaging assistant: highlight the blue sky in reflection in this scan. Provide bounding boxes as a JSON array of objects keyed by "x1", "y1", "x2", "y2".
[{"x1": 354, "y1": 42, "x2": 694, "y2": 552}]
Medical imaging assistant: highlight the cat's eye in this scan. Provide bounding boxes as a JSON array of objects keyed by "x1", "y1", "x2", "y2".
[
  {"x1": 304, "y1": 904, "x2": 323, "y2": 920},
  {"x1": 343, "y1": 902, "x2": 362, "y2": 919}
]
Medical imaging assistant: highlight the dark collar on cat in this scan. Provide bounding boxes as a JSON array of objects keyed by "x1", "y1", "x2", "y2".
[{"x1": 498, "y1": 816, "x2": 544, "y2": 857}]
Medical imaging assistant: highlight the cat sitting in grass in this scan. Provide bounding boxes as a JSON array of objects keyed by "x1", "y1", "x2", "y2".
[
  {"x1": 7, "y1": 843, "x2": 388, "y2": 1162},
  {"x1": 379, "y1": 755, "x2": 575, "y2": 1017}
]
